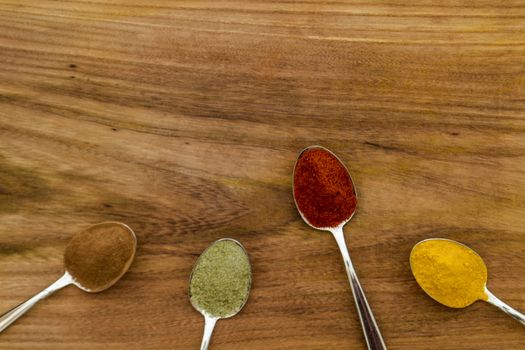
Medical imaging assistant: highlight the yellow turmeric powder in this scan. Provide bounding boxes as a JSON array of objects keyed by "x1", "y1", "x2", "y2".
[{"x1": 410, "y1": 239, "x2": 488, "y2": 308}]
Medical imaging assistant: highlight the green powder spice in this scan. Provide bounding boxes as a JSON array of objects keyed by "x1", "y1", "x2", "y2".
[{"x1": 190, "y1": 240, "x2": 251, "y2": 318}]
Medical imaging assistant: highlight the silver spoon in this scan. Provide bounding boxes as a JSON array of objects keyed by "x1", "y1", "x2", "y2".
[
  {"x1": 0, "y1": 222, "x2": 136, "y2": 333},
  {"x1": 411, "y1": 238, "x2": 525, "y2": 325},
  {"x1": 293, "y1": 146, "x2": 387, "y2": 350},
  {"x1": 189, "y1": 238, "x2": 252, "y2": 350}
]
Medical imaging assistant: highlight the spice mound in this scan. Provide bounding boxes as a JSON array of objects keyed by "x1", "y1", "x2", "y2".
[
  {"x1": 293, "y1": 147, "x2": 357, "y2": 228},
  {"x1": 64, "y1": 222, "x2": 136, "y2": 292},
  {"x1": 410, "y1": 239, "x2": 488, "y2": 308},
  {"x1": 190, "y1": 239, "x2": 251, "y2": 318}
]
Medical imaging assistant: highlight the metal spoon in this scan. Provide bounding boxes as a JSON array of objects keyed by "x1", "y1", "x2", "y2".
[
  {"x1": 411, "y1": 238, "x2": 525, "y2": 325},
  {"x1": 189, "y1": 238, "x2": 252, "y2": 350},
  {"x1": 0, "y1": 222, "x2": 136, "y2": 333},
  {"x1": 293, "y1": 145, "x2": 387, "y2": 350}
]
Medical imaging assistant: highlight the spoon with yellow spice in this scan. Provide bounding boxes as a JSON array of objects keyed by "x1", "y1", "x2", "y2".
[{"x1": 410, "y1": 238, "x2": 524, "y2": 325}]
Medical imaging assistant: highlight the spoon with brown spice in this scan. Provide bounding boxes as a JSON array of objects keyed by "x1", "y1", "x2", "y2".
[{"x1": 0, "y1": 222, "x2": 136, "y2": 333}]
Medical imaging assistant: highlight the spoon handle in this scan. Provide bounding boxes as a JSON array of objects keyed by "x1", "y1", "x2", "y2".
[
  {"x1": 332, "y1": 226, "x2": 387, "y2": 350},
  {"x1": 486, "y1": 289, "x2": 525, "y2": 326},
  {"x1": 199, "y1": 315, "x2": 217, "y2": 350},
  {"x1": 0, "y1": 272, "x2": 72, "y2": 333}
]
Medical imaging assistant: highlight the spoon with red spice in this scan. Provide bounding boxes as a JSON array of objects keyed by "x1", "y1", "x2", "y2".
[{"x1": 293, "y1": 146, "x2": 387, "y2": 350}]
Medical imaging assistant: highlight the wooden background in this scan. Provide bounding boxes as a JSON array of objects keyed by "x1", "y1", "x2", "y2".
[{"x1": 0, "y1": 1, "x2": 524, "y2": 349}]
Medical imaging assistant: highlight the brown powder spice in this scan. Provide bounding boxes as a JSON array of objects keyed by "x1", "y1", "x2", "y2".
[{"x1": 64, "y1": 222, "x2": 136, "y2": 291}]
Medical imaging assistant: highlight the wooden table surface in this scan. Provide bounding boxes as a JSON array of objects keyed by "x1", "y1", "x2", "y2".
[{"x1": 0, "y1": 1, "x2": 524, "y2": 349}]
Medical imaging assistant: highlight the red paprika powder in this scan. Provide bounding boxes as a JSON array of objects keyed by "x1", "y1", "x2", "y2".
[{"x1": 293, "y1": 147, "x2": 357, "y2": 228}]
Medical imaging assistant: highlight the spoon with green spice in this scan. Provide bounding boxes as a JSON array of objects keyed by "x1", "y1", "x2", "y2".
[{"x1": 189, "y1": 238, "x2": 252, "y2": 350}]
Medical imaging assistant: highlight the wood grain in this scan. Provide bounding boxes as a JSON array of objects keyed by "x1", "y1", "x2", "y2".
[{"x1": 0, "y1": 1, "x2": 524, "y2": 349}]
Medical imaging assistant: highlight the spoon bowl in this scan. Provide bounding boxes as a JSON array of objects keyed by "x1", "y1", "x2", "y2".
[
  {"x1": 0, "y1": 222, "x2": 136, "y2": 333},
  {"x1": 65, "y1": 221, "x2": 137, "y2": 292},
  {"x1": 292, "y1": 145, "x2": 386, "y2": 350},
  {"x1": 293, "y1": 145, "x2": 357, "y2": 231}
]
